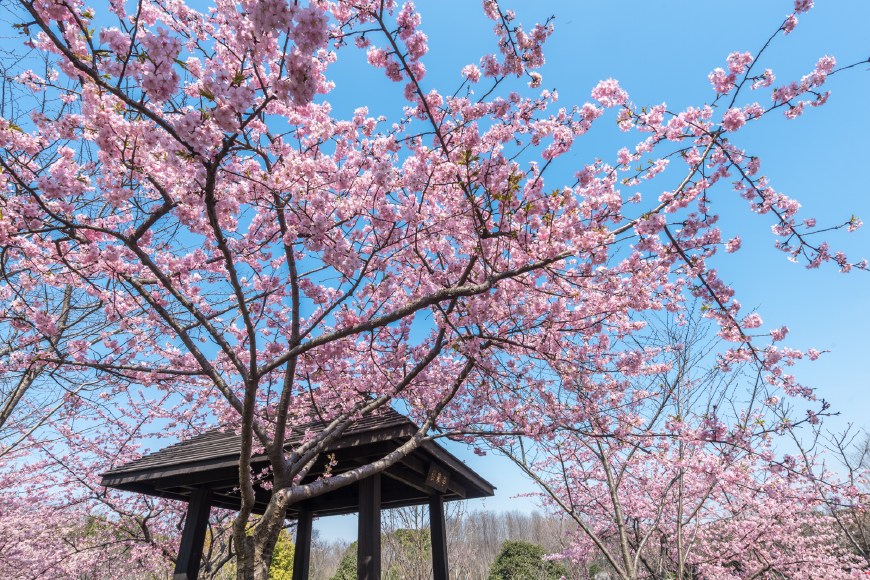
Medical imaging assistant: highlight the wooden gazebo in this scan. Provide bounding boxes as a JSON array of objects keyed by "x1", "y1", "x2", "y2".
[{"x1": 101, "y1": 409, "x2": 495, "y2": 580}]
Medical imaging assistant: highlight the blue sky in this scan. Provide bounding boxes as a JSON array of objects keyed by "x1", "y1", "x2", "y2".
[{"x1": 314, "y1": 0, "x2": 870, "y2": 541}]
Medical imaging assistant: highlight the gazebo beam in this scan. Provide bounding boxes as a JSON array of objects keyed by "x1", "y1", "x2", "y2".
[
  {"x1": 173, "y1": 488, "x2": 211, "y2": 580},
  {"x1": 429, "y1": 494, "x2": 449, "y2": 580},
  {"x1": 292, "y1": 509, "x2": 313, "y2": 580},
  {"x1": 357, "y1": 474, "x2": 382, "y2": 580}
]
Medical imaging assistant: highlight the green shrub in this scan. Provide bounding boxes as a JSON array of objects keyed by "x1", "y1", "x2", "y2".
[
  {"x1": 487, "y1": 540, "x2": 567, "y2": 580},
  {"x1": 268, "y1": 529, "x2": 295, "y2": 580}
]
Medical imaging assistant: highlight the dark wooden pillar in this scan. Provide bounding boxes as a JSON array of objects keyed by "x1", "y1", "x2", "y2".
[
  {"x1": 173, "y1": 488, "x2": 211, "y2": 580},
  {"x1": 357, "y1": 473, "x2": 381, "y2": 580},
  {"x1": 292, "y1": 509, "x2": 313, "y2": 580},
  {"x1": 429, "y1": 494, "x2": 449, "y2": 580}
]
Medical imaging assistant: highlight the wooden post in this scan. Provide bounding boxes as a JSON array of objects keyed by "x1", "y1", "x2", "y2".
[
  {"x1": 429, "y1": 494, "x2": 449, "y2": 580},
  {"x1": 292, "y1": 509, "x2": 313, "y2": 580},
  {"x1": 357, "y1": 474, "x2": 381, "y2": 580},
  {"x1": 173, "y1": 488, "x2": 211, "y2": 580}
]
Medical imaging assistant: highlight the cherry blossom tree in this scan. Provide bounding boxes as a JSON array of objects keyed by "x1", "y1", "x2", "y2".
[
  {"x1": 0, "y1": 404, "x2": 180, "y2": 578},
  {"x1": 787, "y1": 423, "x2": 870, "y2": 567},
  {"x1": 0, "y1": 356, "x2": 241, "y2": 578},
  {"x1": 498, "y1": 310, "x2": 865, "y2": 578},
  {"x1": 0, "y1": 0, "x2": 866, "y2": 577}
]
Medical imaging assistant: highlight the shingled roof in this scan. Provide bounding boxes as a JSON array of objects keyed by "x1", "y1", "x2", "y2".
[{"x1": 101, "y1": 408, "x2": 494, "y2": 517}]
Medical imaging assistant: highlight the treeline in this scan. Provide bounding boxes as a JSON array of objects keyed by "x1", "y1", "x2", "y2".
[
  {"x1": 277, "y1": 507, "x2": 590, "y2": 580},
  {"x1": 275, "y1": 503, "x2": 869, "y2": 580}
]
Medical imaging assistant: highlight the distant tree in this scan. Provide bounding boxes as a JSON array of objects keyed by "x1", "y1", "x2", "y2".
[
  {"x1": 308, "y1": 533, "x2": 350, "y2": 580},
  {"x1": 330, "y1": 529, "x2": 433, "y2": 580},
  {"x1": 384, "y1": 528, "x2": 432, "y2": 580},
  {"x1": 487, "y1": 540, "x2": 568, "y2": 580},
  {"x1": 330, "y1": 541, "x2": 357, "y2": 580}
]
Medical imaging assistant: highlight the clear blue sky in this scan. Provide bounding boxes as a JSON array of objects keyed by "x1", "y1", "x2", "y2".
[{"x1": 315, "y1": 0, "x2": 870, "y2": 541}]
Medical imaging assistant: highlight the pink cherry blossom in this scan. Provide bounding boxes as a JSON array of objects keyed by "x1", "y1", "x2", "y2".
[
  {"x1": 721, "y1": 107, "x2": 747, "y2": 131},
  {"x1": 708, "y1": 67, "x2": 736, "y2": 94},
  {"x1": 725, "y1": 236, "x2": 742, "y2": 253},
  {"x1": 795, "y1": 0, "x2": 814, "y2": 14},
  {"x1": 591, "y1": 78, "x2": 628, "y2": 107}
]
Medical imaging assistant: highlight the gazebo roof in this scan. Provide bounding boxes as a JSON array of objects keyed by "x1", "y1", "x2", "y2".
[{"x1": 101, "y1": 408, "x2": 495, "y2": 518}]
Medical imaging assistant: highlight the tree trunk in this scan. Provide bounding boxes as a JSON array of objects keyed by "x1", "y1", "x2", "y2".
[
  {"x1": 234, "y1": 528, "x2": 285, "y2": 580},
  {"x1": 234, "y1": 534, "x2": 255, "y2": 580},
  {"x1": 234, "y1": 495, "x2": 288, "y2": 580}
]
